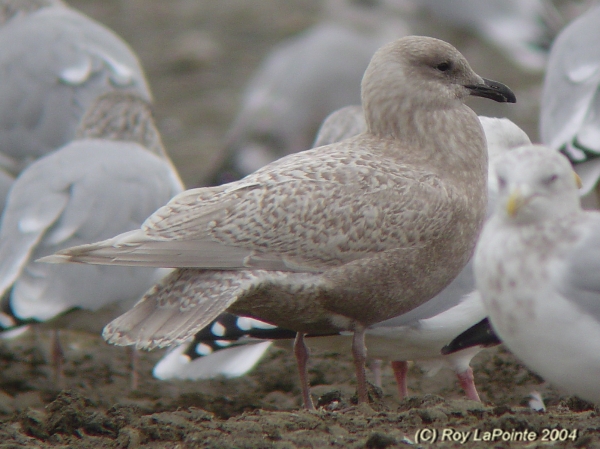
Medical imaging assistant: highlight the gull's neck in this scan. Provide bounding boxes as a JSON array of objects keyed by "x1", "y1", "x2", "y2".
[{"x1": 76, "y1": 96, "x2": 168, "y2": 160}]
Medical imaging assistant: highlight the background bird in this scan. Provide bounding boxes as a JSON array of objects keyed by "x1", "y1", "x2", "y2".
[
  {"x1": 0, "y1": 0, "x2": 151, "y2": 179},
  {"x1": 208, "y1": 0, "x2": 411, "y2": 185},
  {"x1": 475, "y1": 144, "x2": 600, "y2": 405},
  {"x1": 539, "y1": 4, "x2": 600, "y2": 209},
  {"x1": 0, "y1": 92, "x2": 183, "y2": 387}
]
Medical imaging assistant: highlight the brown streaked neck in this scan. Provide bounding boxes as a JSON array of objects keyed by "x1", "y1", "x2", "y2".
[
  {"x1": 366, "y1": 99, "x2": 487, "y2": 187},
  {"x1": 76, "y1": 93, "x2": 168, "y2": 160}
]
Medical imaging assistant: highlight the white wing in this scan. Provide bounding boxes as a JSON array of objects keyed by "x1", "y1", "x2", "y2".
[
  {"x1": 540, "y1": 5, "x2": 600, "y2": 156},
  {"x1": 0, "y1": 139, "x2": 181, "y2": 321}
]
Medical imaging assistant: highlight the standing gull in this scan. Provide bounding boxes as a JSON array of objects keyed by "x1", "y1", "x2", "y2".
[
  {"x1": 0, "y1": 0, "x2": 150, "y2": 176},
  {"x1": 43, "y1": 36, "x2": 516, "y2": 408},
  {"x1": 474, "y1": 144, "x2": 600, "y2": 405},
  {"x1": 153, "y1": 115, "x2": 532, "y2": 403}
]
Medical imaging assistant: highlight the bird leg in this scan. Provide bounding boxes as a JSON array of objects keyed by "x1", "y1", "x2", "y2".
[
  {"x1": 456, "y1": 367, "x2": 481, "y2": 402},
  {"x1": 294, "y1": 332, "x2": 315, "y2": 410},
  {"x1": 352, "y1": 325, "x2": 369, "y2": 404},
  {"x1": 370, "y1": 359, "x2": 383, "y2": 388},
  {"x1": 391, "y1": 360, "x2": 409, "y2": 399}
]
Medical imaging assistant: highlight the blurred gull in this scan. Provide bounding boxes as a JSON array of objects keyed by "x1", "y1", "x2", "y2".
[
  {"x1": 153, "y1": 115, "x2": 531, "y2": 403},
  {"x1": 415, "y1": 0, "x2": 554, "y2": 72},
  {"x1": 210, "y1": 0, "x2": 411, "y2": 184},
  {"x1": 0, "y1": 92, "x2": 182, "y2": 383},
  {"x1": 0, "y1": 0, "x2": 151, "y2": 176},
  {"x1": 475, "y1": 145, "x2": 600, "y2": 405},
  {"x1": 43, "y1": 36, "x2": 516, "y2": 408},
  {"x1": 539, "y1": 5, "x2": 600, "y2": 208}
]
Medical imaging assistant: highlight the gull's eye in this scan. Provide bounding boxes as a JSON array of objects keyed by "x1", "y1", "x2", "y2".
[
  {"x1": 436, "y1": 61, "x2": 452, "y2": 72},
  {"x1": 497, "y1": 175, "x2": 507, "y2": 189},
  {"x1": 543, "y1": 174, "x2": 559, "y2": 185}
]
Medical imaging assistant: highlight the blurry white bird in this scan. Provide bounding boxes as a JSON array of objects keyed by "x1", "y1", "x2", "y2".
[
  {"x1": 0, "y1": 92, "x2": 182, "y2": 384},
  {"x1": 415, "y1": 0, "x2": 555, "y2": 72},
  {"x1": 0, "y1": 0, "x2": 151, "y2": 177},
  {"x1": 209, "y1": 0, "x2": 411, "y2": 185},
  {"x1": 475, "y1": 144, "x2": 600, "y2": 405},
  {"x1": 539, "y1": 5, "x2": 600, "y2": 209},
  {"x1": 152, "y1": 113, "x2": 530, "y2": 403}
]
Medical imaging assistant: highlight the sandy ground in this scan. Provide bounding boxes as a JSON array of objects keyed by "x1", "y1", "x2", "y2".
[{"x1": 1, "y1": 1, "x2": 599, "y2": 448}]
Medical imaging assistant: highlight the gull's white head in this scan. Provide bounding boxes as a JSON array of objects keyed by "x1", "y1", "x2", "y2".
[{"x1": 492, "y1": 144, "x2": 582, "y2": 225}]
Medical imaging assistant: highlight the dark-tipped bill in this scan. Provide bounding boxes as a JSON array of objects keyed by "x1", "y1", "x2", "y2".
[{"x1": 466, "y1": 78, "x2": 516, "y2": 103}]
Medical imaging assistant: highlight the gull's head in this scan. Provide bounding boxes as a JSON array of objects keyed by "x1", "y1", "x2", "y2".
[
  {"x1": 361, "y1": 36, "x2": 516, "y2": 136},
  {"x1": 493, "y1": 145, "x2": 582, "y2": 225}
]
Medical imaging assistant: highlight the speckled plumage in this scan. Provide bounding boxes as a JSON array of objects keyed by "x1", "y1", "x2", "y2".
[{"x1": 44, "y1": 36, "x2": 516, "y2": 405}]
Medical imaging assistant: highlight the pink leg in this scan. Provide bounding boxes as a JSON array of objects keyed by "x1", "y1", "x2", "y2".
[
  {"x1": 51, "y1": 329, "x2": 65, "y2": 388},
  {"x1": 391, "y1": 360, "x2": 409, "y2": 399},
  {"x1": 294, "y1": 333, "x2": 315, "y2": 410},
  {"x1": 352, "y1": 325, "x2": 369, "y2": 404},
  {"x1": 456, "y1": 367, "x2": 481, "y2": 402},
  {"x1": 129, "y1": 347, "x2": 139, "y2": 391},
  {"x1": 370, "y1": 359, "x2": 383, "y2": 388}
]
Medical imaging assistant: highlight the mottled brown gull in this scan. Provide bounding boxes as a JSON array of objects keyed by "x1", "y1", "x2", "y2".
[
  {"x1": 152, "y1": 116, "x2": 532, "y2": 404},
  {"x1": 42, "y1": 36, "x2": 516, "y2": 407}
]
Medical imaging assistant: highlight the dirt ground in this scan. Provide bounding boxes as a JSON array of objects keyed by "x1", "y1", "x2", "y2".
[
  {"x1": 1, "y1": 1, "x2": 599, "y2": 448},
  {"x1": 0, "y1": 330, "x2": 599, "y2": 448}
]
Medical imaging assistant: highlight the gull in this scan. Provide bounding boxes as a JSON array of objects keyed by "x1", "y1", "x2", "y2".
[
  {"x1": 42, "y1": 36, "x2": 516, "y2": 408},
  {"x1": 209, "y1": 0, "x2": 411, "y2": 184},
  {"x1": 0, "y1": 0, "x2": 150, "y2": 177},
  {"x1": 0, "y1": 92, "x2": 182, "y2": 383},
  {"x1": 153, "y1": 115, "x2": 532, "y2": 403},
  {"x1": 474, "y1": 144, "x2": 600, "y2": 405},
  {"x1": 539, "y1": 5, "x2": 600, "y2": 208}
]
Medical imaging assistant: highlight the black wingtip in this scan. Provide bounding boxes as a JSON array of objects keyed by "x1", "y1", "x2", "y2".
[{"x1": 441, "y1": 317, "x2": 502, "y2": 355}]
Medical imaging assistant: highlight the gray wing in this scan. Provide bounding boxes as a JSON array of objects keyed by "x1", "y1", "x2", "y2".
[
  {"x1": 0, "y1": 168, "x2": 15, "y2": 214},
  {"x1": 215, "y1": 23, "x2": 386, "y2": 180},
  {"x1": 0, "y1": 139, "x2": 181, "y2": 321},
  {"x1": 540, "y1": 5, "x2": 600, "y2": 158},
  {"x1": 313, "y1": 105, "x2": 366, "y2": 147},
  {"x1": 556, "y1": 213, "x2": 600, "y2": 321},
  {"x1": 52, "y1": 141, "x2": 460, "y2": 272},
  {"x1": 0, "y1": 5, "x2": 150, "y2": 169}
]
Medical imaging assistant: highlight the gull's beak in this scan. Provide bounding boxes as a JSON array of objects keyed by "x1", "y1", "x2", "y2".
[
  {"x1": 465, "y1": 78, "x2": 517, "y2": 103},
  {"x1": 574, "y1": 171, "x2": 583, "y2": 189},
  {"x1": 506, "y1": 187, "x2": 527, "y2": 217}
]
